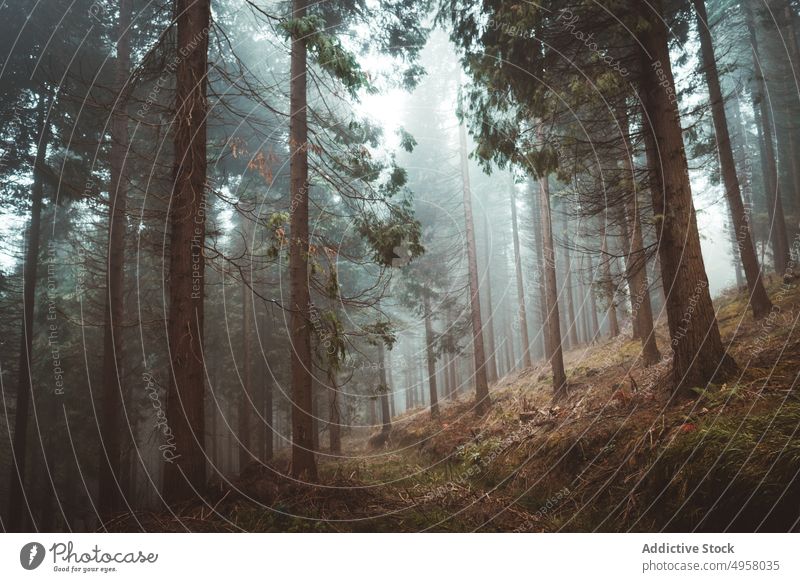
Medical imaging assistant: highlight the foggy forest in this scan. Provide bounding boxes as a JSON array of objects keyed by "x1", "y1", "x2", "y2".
[{"x1": 1, "y1": 0, "x2": 800, "y2": 533}]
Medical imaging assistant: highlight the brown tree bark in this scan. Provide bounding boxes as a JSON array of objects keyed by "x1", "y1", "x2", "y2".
[
  {"x1": 510, "y1": 180, "x2": 532, "y2": 368},
  {"x1": 744, "y1": 0, "x2": 792, "y2": 274},
  {"x1": 163, "y1": 0, "x2": 210, "y2": 503},
  {"x1": 725, "y1": 86, "x2": 753, "y2": 288},
  {"x1": 779, "y1": 85, "x2": 800, "y2": 216},
  {"x1": 617, "y1": 201, "x2": 661, "y2": 365},
  {"x1": 694, "y1": 0, "x2": 773, "y2": 318},
  {"x1": 263, "y1": 374, "x2": 274, "y2": 462},
  {"x1": 585, "y1": 254, "x2": 601, "y2": 344},
  {"x1": 482, "y1": 213, "x2": 499, "y2": 383},
  {"x1": 311, "y1": 385, "x2": 320, "y2": 452},
  {"x1": 578, "y1": 250, "x2": 592, "y2": 345},
  {"x1": 529, "y1": 179, "x2": 552, "y2": 360},
  {"x1": 377, "y1": 343, "x2": 392, "y2": 433},
  {"x1": 447, "y1": 353, "x2": 457, "y2": 399},
  {"x1": 600, "y1": 224, "x2": 620, "y2": 338},
  {"x1": 404, "y1": 344, "x2": 413, "y2": 410},
  {"x1": 617, "y1": 110, "x2": 661, "y2": 365},
  {"x1": 253, "y1": 371, "x2": 263, "y2": 462},
  {"x1": 562, "y1": 235, "x2": 580, "y2": 348},
  {"x1": 638, "y1": 1, "x2": 736, "y2": 393},
  {"x1": 255, "y1": 313, "x2": 273, "y2": 462},
  {"x1": 99, "y1": 0, "x2": 132, "y2": 517},
  {"x1": 288, "y1": 0, "x2": 317, "y2": 480},
  {"x1": 386, "y1": 350, "x2": 396, "y2": 418},
  {"x1": 210, "y1": 388, "x2": 218, "y2": 468},
  {"x1": 615, "y1": 231, "x2": 640, "y2": 336},
  {"x1": 537, "y1": 169, "x2": 567, "y2": 400},
  {"x1": 423, "y1": 296, "x2": 440, "y2": 418},
  {"x1": 443, "y1": 352, "x2": 452, "y2": 398},
  {"x1": 782, "y1": 0, "x2": 800, "y2": 212},
  {"x1": 783, "y1": 0, "x2": 800, "y2": 93},
  {"x1": 502, "y1": 304, "x2": 515, "y2": 372},
  {"x1": 7, "y1": 94, "x2": 50, "y2": 532},
  {"x1": 458, "y1": 123, "x2": 491, "y2": 414},
  {"x1": 765, "y1": 0, "x2": 800, "y2": 215},
  {"x1": 238, "y1": 276, "x2": 253, "y2": 471},
  {"x1": 328, "y1": 365, "x2": 341, "y2": 454}
]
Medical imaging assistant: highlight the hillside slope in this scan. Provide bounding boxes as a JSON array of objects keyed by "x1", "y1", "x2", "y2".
[{"x1": 110, "y1": 278, "x2": 800, "y2": 532}]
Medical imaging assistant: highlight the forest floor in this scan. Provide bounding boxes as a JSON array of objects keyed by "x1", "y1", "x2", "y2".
[{"x1": 109, "y1": 276, "x2": 800, "y2": 532}]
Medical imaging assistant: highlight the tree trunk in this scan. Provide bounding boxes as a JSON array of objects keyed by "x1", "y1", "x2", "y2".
[
  {"x1": 98, "y1": 0, "x2": 132, "y2": 517},
  {"x1": 7, "y1": 94, "x2": 50, "y2": 531},
  {"x1": 458, "y1": 123, "x2": 491, "y2": 414},
  {"x1": 782, "y1": 0, "x2": 800, "y2": 210},
  {"x1": 617, "y1": 110, "x2": 661, "y2": 365},
  {"x1": 263, "y1": 375, "x2": 274, "y2": 462},
  {"x1": 764, "y1": 0, "x2": 800, "y2": 215},
  {"x1": 725, "y1": 86, "x2": 753, "y2": 286},
  {"x1": 255, "y1": 313, "x2": 273, "y2": 462},
  {"x1": 311, "y1": 385, "x2": 320, "y2": 452},
  {"x1": 600, "y1": 224, "x2": 620, "y2": 338},
  {"x1": 404, "y1": 344, "x2": 413, "y2": 410},
  {"x1": 744, "y1": 1, "x2": 791, "y2": 274},
  {"x1": 418, "y1": 357, "x2": 426, "y2": 405},
  {"x1": 253, "y1": 372, "x2": 263, "y2": 462},
  {"x1": 377, "y1": 343, "x2": 392, "y2": 433},
  {"x1": 328, "y1": 366, "x2": 341, "y2": 454},
  {"x1": 779, "y1": 83, "x2": 800, "y2": 217},
  {"x1": 447, "y1": 353, "x2": 456, "y2": 399},
  {"x1": 503, "y1": 304, "x2": 515, "y2": 372},
  {"x1": 580, "y1": 253, "x2": 595, "y2": 345},
  {"x1": 638, "y1": 1, "x2": 736, "y2": 393},
  {"x1": 239, "y1": 276, "x2": 253, "y2": 471},
  {"x1": 118, "y1": 378, "x2": 135, "y2": 503},
  {"x1": 537, "y1": 169, "x2": 568, "y2": 399},
  {"x1": 163, "y1": 0, "x2": 210, "y2": 503},
  {"x1": 577, "y1": 249, "x2": 592, "y2": 345},
  {"x1": 694, "y1": 0, "x2": 773, "y2": 318},
  {"x1": 529, "y1": 179, "x2": 552, "y2": 360},
  {"x1": 288, "y1": 0, "x2": 317, "y2": 480},
  {"x1": 586, "y1": 254, "x2": 601, "y2": 343},
  {"x1": 386, "y1": 350, "x2": 396, "y2": 418},
  {"x1": 728, "y1": 216, "x2": 746, "y2": 288},
  {"x1": 562, "y1": 235, "x2": 579, "y2": 348},
  {"x1": 423, "y1": 296, "x2": 440, "y2": 418},
  {"x1": 211, "y1": 390, "x2": 218, "y2": 468},
  {"x1": 36, "y1": 395, "x2": 56, "y2": 531},
  {"x1": 510, "y1": 180, "x2": 532, "y2": 367},
  {"x1": 482, "y1": 213, "x2": 499, "y2": 383},
  {"x1": 615, "y1": 211, "x2": 641, "y2": 340},
  {"x1": 442, "y1": 352, "x2": 451, "y2": 399},
  {"x1": 783, "y1": 0, "x2": 800, "y2": 92},
  {"x1": 228, "y1": 399, "x2": 236, "y2": 475},
  {"x1": 618, "y1": 200, "x2": 662, "y2": 365}
]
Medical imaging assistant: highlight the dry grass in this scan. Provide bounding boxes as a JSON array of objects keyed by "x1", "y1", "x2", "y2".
[{"x1": 107, "y1": 279, "x2": 800, "y2": 532}]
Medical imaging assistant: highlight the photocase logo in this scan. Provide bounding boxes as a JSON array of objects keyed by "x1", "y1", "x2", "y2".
[
  {"x1": 88, "y1": 2, "x2": 104, "y2": 23},
  {"x1": 20, "y1": 542, "x2": 45, "y2": 570},
  {"x1": 391, "y1": 241, "x2": 412, "y2": 267}
]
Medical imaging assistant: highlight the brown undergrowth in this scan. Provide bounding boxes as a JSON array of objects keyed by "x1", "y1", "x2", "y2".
[{"x1": 107, "y1": 278, "x2": 800, "y2": 532}]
